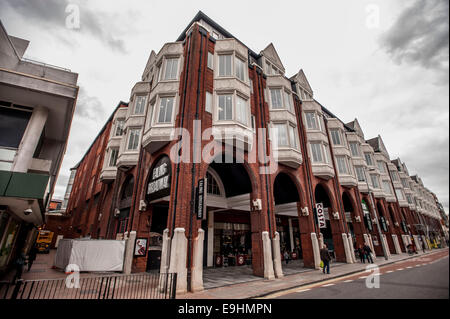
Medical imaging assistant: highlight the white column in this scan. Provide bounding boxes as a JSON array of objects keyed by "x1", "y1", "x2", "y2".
[
  {"x1": 160, "y1": 229, "x2": 171, "y2": 273},
  {"x1": 392, "y1": 234, "x2": 401, "y2": 254},
  {"x1": 342, "y1": 233, "x2": 353, "y2": 264},
  {"x1": 382, "y1": 234, "x2": 391, "y2": 258},
  {"x1": 123, "y1": 231, "x2": 136, "y2": 274},
  {"x1": 12, "y1": 106, "x2": 49, "y2": 173},
  {"x1": 191, "y1": 229, "x2": 204, "y2": 292},
  {"x1": 311, "y1": 233, "x2": 321, "y2": 269},
  {"x1": 272, "y1": 232, "x2": 283, "y2": 278},
  {"x1": 207, "y1": 211, "x2": 214, "y2": 267},
  {"x1": 367, "y1": 234, "x2": 376, "y2": 260},
  {"x1": 347, "y1": 233, "x2": 356, "y2": 263},
  {"x1": 168, "y1": 228, "x2": 188, "y2": 294},
  {"x1": 288, "y1": 218, "x2": 294, "y2": 252},
  {"x1": 262, "y1": 231, "x2": 275, "y2": 280}
]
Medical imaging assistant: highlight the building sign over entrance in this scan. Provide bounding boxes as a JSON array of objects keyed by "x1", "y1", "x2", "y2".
[
  {"x1": 147, "y1": 156, "x2": 171, "y2": 202},
  {"x1": 196, "y1": 178, "x2": 207, "y2": 220},
  {"x1": 361, "y1": 200, "x2": 373, "y2": 231},
  {"x1": 316, "y1": 203, "x2": 326, "y2": 229}
]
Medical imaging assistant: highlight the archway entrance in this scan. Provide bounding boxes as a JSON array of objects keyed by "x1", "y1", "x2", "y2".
[
  {"x1": 342, "y1": 192, "x2": 355, "y2": 240},
  {"x1": 273, "y1": 173, "x2": 306, "y2": 274},
  {"x1": 202, "y1": 158, "x2": 259, "y2": 289},
  {"x1": 115, "y1": 175, "x2": 134, "y2": 236}
]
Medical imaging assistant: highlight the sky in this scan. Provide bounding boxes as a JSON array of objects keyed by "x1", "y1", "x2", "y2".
[{"x1": 0, "y1": 0, "x2": 448, "y2": 214}]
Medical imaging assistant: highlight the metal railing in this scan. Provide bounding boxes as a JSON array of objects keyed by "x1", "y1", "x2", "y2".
[{"x1": 0, "y1": 272, "x2": 177, "y2": 300}]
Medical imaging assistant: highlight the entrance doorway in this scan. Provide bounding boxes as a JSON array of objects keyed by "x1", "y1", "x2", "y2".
[
  {"x1": 146, "y1": 204, "x2": 169, "y2": 271},
  {"x1": 315, "y1": 184, "x2": 337, "y2": 259}
]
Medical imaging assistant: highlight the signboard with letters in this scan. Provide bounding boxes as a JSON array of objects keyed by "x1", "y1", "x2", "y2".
[
  {"x1": 196, "y1": 178, "x2": 207, "y2": 220},
  {"x1": 316, "y1": 203, "x2": 326, "y2": 229},
  {"x1": 147, "y1": 156, "x2": 171, "y2": 202}
]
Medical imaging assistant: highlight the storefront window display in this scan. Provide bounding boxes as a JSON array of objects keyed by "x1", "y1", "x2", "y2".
[
  {"x1": 214, "y1": 222, "x2": 251, "y2": 266},
  {"x1": 0, "y1": 216, "x2": 20, "y2": 268}
]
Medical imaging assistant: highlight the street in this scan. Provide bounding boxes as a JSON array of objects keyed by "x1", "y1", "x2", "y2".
[{"x1": 273, "y1": 252, "x2": 449, "y2": 299}]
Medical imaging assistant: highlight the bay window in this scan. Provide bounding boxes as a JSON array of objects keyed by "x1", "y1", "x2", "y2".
[
  {"x1": 390, "y1": 171, "x2": 399, "y2": 182},
  {"x1": 330, "y1": 129, "x2": 342, "y2": 146},
  {"x1": 109, "y1": 148, "x2": 119, "y2": 167},
  {"x1": 382, "y1": 180, "x2": 393, "y2": 194},
  {"x1": 305, "y1": 112, "x2": 320, "y2": 130},
  {"x1": 115, "y1": 119, "x2": 125, "y2": 136},
  {"x1": 310, "y1": 142, "x2": 324, "y2": 163},
  {"x1": 235, "y1": 57, "x2": 246, "y2": 82},
  {"x1": 284, "y1": 91, "x2": 293, "y2": 112},
  {"x1": 364, "y1": 152, "x2": 374, "y2": 166},
  {"x1": 270, "y1": 88, "x2": 283, "y2": 109},
  {"x1": 377, "y1": 160, "x2": 385, "y2": 173},
  {"x1": 288, "y1": 125, "x2": 298, "y2": 149},
  {"x1": 355, "y1": 166, "x2": 366, "y2": 182},
  {"x1": 370, "y1": 174, "x2": 380, "y2": 188},
  {"x1": 395, "y1": 188, "x2": 406, "y2": 200},
  {"x1": 273, "y1": 123, "x2": 288, "y2": 147}
]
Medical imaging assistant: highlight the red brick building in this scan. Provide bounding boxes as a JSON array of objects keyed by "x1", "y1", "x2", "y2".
[{"x1": 63, "y1": 12, "x2": 446, "y2": 293}]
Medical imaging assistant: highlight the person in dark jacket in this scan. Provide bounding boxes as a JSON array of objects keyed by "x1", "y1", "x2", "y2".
[
  {"x1": 363, "y1": 244, "x2": 373, "y2": 263},
  {"x1": 320, "y1": 244, "x2": 332, "y2": 274},
  {"x1": 13, "y1": 252, "x2": 26, "y2": 283},
  {"x1": 27, "y1": 245, "x2": 38, "y2": 272},
  {"x1": 358, "y1": 244, "x2": 366, "y2": 263}
]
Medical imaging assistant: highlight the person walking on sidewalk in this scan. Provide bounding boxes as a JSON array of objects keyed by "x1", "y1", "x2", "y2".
[
  {"x1": 363, "y1": 244, "x2": 373, "y2": 263},
  {"x1": 27, "y1": 245, "x2": 38, "y2": 272},
  {"x1": 283, "y1": 250, "x2": 290, "y2": 265},
  {"x1": 358, "y1": 244, "x2": 366, "y2": 263},
  {"x1": 13, "y1": 252, "x2": 26, "y2": 283},
  {"x1": 320, "y1": 244, "x2": 332, "y2": 274}
]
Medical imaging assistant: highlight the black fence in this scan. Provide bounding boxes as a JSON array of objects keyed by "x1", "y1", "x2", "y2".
[{"x1": 0, "y1": 272, "x2": 177, "y2": 299}]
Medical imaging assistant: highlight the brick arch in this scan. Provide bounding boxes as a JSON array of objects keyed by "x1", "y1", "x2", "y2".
[
  {"x1": 314, "y1": 182, "x2": 338, "y2": 212},
  {"x1": 275, "y1": 169, "x2": 307, "y2": 207}
]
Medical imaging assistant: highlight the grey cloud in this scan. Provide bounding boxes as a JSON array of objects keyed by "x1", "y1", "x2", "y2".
[
  {"x1": 380, "y1": 0, "x2": 449, "y2": 73},
  {"x1": 0, "y1": 0, "x2": 127, "y2": 53},
  {"x1": 74, "y1": 87, "x2": 107, "y2": 121}
]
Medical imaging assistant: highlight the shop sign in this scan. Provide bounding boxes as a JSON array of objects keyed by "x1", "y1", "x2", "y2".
[
  {"x1": 195, "y1": 178, "x2": 207, "y2": 220},
  {"x1": 147, "y1": 156, "x2": 171, "y2": 201},
  {"x1": 372, "y1": 235, "x2": 379, "y2": 246},
  {"x1": 316, "y1": 203, "x2": 326, "y2": 229}
]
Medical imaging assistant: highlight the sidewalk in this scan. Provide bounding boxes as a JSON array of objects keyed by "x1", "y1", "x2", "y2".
[{"x1": 180, "y1": 248, "x2": 449, "y2": 299}]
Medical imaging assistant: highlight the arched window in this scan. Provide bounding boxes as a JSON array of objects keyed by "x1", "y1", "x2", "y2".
[{"x1": 206, "y1": 171, "x2": 221, "y2": 196}]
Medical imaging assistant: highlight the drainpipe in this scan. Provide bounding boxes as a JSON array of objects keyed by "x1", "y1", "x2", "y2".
[
  {"x1": 294, "y1": 95, "x2": 318, "y2": 235},
  {"x1": 170, "y1": 30, "x2": 193, "y2": 238},
  {"x1": 187, "y1": 28, "x2": 206, "y2": 292}
]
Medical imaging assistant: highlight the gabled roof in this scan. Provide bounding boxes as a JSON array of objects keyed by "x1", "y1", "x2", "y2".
[
  {"x1": 313, "y1": 99, "x2": 354, "y2": 132},
  {"x1": 260, "y1": 43, "x2": 285, "y2": 72},
  {"x1": 346, "y1": 118, "x2": 364, "y2": 138},
  {"x1": 367, "y1": 135, "x2": 389, "y2": 158},
  {"x1": 142, "y1": 50, "x2": 156, "y2": 80},
  {"x1": 290, "y1": 69, "x2": 313, "y2": 94}
]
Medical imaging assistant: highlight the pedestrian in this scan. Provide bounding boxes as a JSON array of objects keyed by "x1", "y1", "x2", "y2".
[
  {"x1": 422, "y1": 241, "x2": 426, "y2": 253},
  {"x1": 27, "y1": 245, "x2": 38, "y2": 272},
  {"x1": 13, "y1": 252, "x2": 26, "y2": 283},
  {"x1": 320, "y1": 244, "x2": 332, "y2": 274},
  {"x1": 358, "y1": 245, "x2": 366, "y2": 263},
  {"x1": 363, "y1": 243, "x2": 373, "y2": 263},
  {"x1": 283, "y1": 251, "x2": 290, "y2": 265}
]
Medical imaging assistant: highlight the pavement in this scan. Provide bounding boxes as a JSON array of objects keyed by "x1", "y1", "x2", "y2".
[
  {"x1": 268, "y1": 250, "x2": 449, "y2": 299},
  {"x1": 179, "y1": 248, "x2": 449, "y2": 299}
]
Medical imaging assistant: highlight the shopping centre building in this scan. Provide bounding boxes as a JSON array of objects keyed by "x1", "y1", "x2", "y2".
[{"x1": 63, "y1": 12, "x2": 447, "y2": 293}]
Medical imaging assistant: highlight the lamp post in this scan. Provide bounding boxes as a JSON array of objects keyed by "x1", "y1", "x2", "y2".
[{"x1": 364, "y1": 167, "x2": 389, "y2": 260}]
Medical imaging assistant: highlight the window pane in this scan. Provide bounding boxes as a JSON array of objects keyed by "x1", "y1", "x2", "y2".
[
  {"x1": 134, "y1": 96, "x2": 146, "y2": 114},
  {"x1": 0, "y1": 107, "x2": 31, "y2": 148},
  {"x1": 349, "y1": 142, "x2": 360, "y2": 156},
  {"x1": 270, "y1": 89, "x2": 283, "y2": 109},
  {"x1": 219, "y1": 55, "x2": 232, "y2": 76},
  {"x1": 330, "y1": 129, "x2": 341, "y2": 145},
  {"x1": 284, "y1": 91, "x2": 293, "y2": 112},
  {"x1": 163, "y1": 58, "x2": 178, "y2": 80},
  {"x1": 115, "y1": 119, "x2": 125, "y2": 136},
  {"x1": 288, "y1": 125, "x2": 297, "y2": 148},
  {"x1": 364, "y1": 153, "x2": 373, "y2": 166},
  {"x1": 336, "y1": 156, "x2": 348, "y2": 174},
  {"x1": 356, "y1": 166, "x2": 366, "y2": 182},
  {"x1": 370, "y1": 174, "x2": 379, "y2": 188},
  {"x1": 207, "y1": 52, "x2": 213, "y2": 69},
  {"x1": 218, "y1": 95, "x2": 232, "y2": 120},
  {"x1": 158, "y1": 97, "x2": 174, "y2": 123},
  {"x1": 377, "y1": 161, "x2": 385, "y2": 172},
  {"x1": 274, "y1": 124, "x2": 288, "y2": 147},
  {"x1": 310, "y1": 143, "x2": 323, "y2": 162},
  {"x1": 236, "y1": 58, "x2": 246, "y2": 82},
  {"x1": 305, "y1": 112, "x2": 318, "y2": 130},
  {"x1": 205, "y1": 92, "x2": 212, "y2": 113},
  {"x1": 383, "y1": 181, "x2": 392, "y2": 194},
  {"x1": 127, "y1": 129, "x2": 140, "y2": 150},
  {"x1": 109, "y1": 148, "x2": 118, "y2": 166},
  {"x1": 236, "y1": 96, "x2": 248, "y2": 125}
]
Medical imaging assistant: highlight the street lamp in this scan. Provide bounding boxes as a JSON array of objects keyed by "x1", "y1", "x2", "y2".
[{"x1": 364, "y1": 167, "x2": 389, "y2": 260}]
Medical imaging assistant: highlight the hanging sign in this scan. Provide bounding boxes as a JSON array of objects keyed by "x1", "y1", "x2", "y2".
[
  {"x1": 147, "y1": 156, "x2": 172, "y2": 201},
  {"x1": 196, "y1": 178, "x2": 207, "y2": 220},
  {"x1": 316, "y1": 203, "x2": 326, "y2": 229}
]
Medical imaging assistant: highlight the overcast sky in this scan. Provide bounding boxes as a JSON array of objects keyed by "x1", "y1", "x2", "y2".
[{"x1": 0, "y1": 0, "x2": 448, "y2": 214}]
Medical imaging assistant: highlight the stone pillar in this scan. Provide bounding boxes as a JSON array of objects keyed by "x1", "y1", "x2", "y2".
[
  {"x1": 207, "y1": 211, "x2": 214, "y2": 267},
  {"x1": 342, "y1": 233, "x2": 353, "y2": 264},
  {"x1": 413, "y1": 235, "x2": 421, "y2": 253},
  {"x1": 168, "y1": 228, "x2": 188, "y2": 294},
  {"x1": 367, "y1": 234, "x2": 376, "y2": 260},
  {"x1": 311, "y1": 233, "x2": 321, "y2": 269},
  {"x1": 160, "y1": 229, "x2": 171, "y2": 273},
  {"x1": 392, "y1": 235, "x2": 401, "y2": 254},
  {"x1": 272, "y1": 232, "x2": 283, "y2": 278},
  {"x1": 262, "y1": 231, "x2": 275, "y2": 280},
  {"x1": 191, "y1": 229, "x2": 204, "y2": 292},
  {"x1": 382, "y1": 234, "x2": 391, "y2": 258},
  {"x1": 288, "y1": 218, "x2": 294, "y2": 252},
  {"x1": 347, "y1": 233, "x2": 356, "y2": 263},
  {"x1": 318, "y1": 232, "x2": 324, "y2": 249},
  {"x1": 421, "y1": 235, "x2": 429, "y2": 250},
  {"x1": 12, "y1": 106, "x2": 49, "y2": 173},
  {"x1": 123, "y1": 231, "x2": 136, "y2": 274}
]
